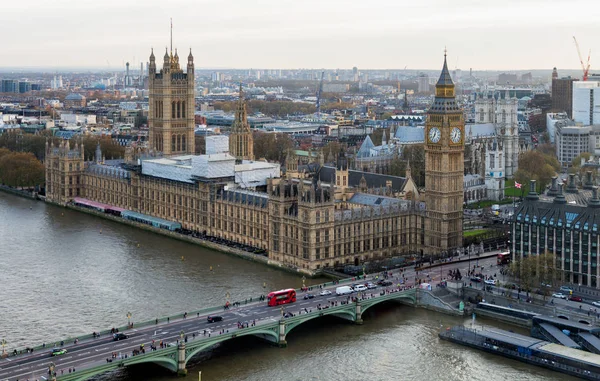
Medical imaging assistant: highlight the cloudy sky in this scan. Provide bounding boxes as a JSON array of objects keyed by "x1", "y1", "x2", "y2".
[{"x1": 2, "y1": 0, "x2": 598, "y2": 70}]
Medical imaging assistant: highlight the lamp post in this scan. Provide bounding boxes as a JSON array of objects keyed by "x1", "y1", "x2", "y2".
[
  {"x1": 1, "y1": 339, "x2": 6, "y2": 358},
  {"x1": 301, "y1": 276, "x2": 306, "y2": 290},
  {"x1": 127, "y1": 312, "x2": 132, "y2": 327},
  {"x1": 362, "y1": 265, "x2": 366, "y2": 280},
  {"x1": 226, "y1": 292, "x2": 230, "y2": 308}
]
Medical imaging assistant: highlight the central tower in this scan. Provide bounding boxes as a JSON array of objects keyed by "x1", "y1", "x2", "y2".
[
  {"x1": 424, "y1": 52, "x2": 464, "y2": 253},
  {"x1": 229, "y1": 84, "x2": 254, "y2": 162},
  {"x1": 148, "y1": 44, "x2": 195, "y2": 156}
]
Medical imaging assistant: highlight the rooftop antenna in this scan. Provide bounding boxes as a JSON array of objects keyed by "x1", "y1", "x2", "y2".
[{"x1": 170, "y1": 18, "x2": 173, "y2": 55}]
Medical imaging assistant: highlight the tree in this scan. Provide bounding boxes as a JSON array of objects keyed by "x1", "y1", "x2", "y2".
[
  {"x1": 0, "y1": 152, "x2": 45, "y2": 188},
  {"x1": 514, "y1": 150, "x2": 560, "y2": 191},
  {"x1": 252, "y1": 132, "x2": 294, "y2": 164},
  {"x1": 569, "y1": 152, "x2": 593, "y2": 180},
  {"x1": 508, "y1": 252, "x2": 560, "y2": 298}
]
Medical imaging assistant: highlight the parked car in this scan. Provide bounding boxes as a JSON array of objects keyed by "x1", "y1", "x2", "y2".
[
  {"x1": 568, "y1": 296, "x2": 583, "y2": 302},
  {"x1": 484, "y1": 279, "x2": 496, "y2": 285},
  {"x1": 592, "y1": 301, "x2": 600, "y2": 307},
  {"x1": 303, "y1": 294, "x2": 315, "y2": 300},
  {"x1": 51, "y1": 348, "x2": 67, "y2": 357},
  {"x1": 560, "y1": 286, "x2": 574, "y2": 293},
  {"x1": 207, "y1": 315, "x2": 223, "y2": 323},
  {"x1": 552, "y1": 293, "x2": 567, "y2": 299},
  {"x1": 470, "y1": 277, "x2": 482, "y2": 283},
  {"x1": 113, "y1": 333, "x2": 128, "y2": 341},
  {"x1": 319, "y1": 290, "x2": 332, "y2": 296}
]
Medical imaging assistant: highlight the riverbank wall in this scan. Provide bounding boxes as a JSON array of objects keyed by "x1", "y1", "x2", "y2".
[{"x1": 0, "y1": 185, "x2": 37, "y2": 199}]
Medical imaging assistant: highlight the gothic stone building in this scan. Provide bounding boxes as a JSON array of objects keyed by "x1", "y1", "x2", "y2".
[{"x1": 45, "y1": 52, "x2": 461, "y2": 274}]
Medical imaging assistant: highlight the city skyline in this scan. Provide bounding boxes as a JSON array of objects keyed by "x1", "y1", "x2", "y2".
[{"x1": 1, "y1": 0, "x2": 598, "y2": 71}]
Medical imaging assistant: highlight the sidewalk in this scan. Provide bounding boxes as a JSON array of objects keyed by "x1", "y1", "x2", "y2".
[{"x1": 418, "y1": 250, "x2": 500, "y2": 271}]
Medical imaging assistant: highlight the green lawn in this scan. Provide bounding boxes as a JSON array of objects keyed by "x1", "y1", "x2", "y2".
[
  {"x1": 505, "y1": 179, "x2": 527, "y2": 198},
  {"x1": 463, "y1": 229, "x2": 491, "y2": 238}
]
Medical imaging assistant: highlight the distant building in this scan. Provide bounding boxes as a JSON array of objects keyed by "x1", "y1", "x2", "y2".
[
  {"x1": 546, "y1": 112, "x2": 569, "y2": 144},
  {"x1": 64, "y1": 93, "x2": 87, "y2": 108},
  {"x1": 555, "y1": 122, "x2": 590, "y2": 167},
  {"x1": 551, "y1": 68, "x2": 576, "y2": 117},
  {"x1": 573, "y1": 81, "x2": 600, "y2": 125},
  {"x1": 1, "y1": 79, "x2": 18, "y2": 93},
  {"x1": 322, "y1": 83, "x2": 349, "y2": 93},
  {"x1": 498, "y1": 73, "x2": 518, "y2": 84}
]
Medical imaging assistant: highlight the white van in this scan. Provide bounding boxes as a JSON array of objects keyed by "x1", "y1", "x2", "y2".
[{"x1": 336, "y1": 286, "x2": 354, "y2": 296}]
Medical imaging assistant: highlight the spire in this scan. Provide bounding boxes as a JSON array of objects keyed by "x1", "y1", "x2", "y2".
[
  {"x1": 150, "y1": 48, "x2": 155, "y2": 60},
  {"x1": 436, "y1": 48, "x2": 454, "y2": 87},
  {"x1": 188, "y1": 48, "x2": 193, "y2": 62},
  {"x1": 170, "y1": 17, "x2": 173, "y2": 55}
]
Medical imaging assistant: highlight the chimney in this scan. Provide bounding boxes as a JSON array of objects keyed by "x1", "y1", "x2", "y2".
[
  {"x1": 584, "y1": 170, "x2": 594, "y2": 190},
  {"x1": 526, "y1": 180, "x2": 539, "y2": 201},
  {"x1": 554, "y1": 183, "x2": 567, "y2": 204},
  {"x1": 547, "y1": 176, "x2": 559, "y2": 196},
  {"x1": 566, "y1": 173, "x2": 579, "y2": 194},
  {"x1": 589, "y1": 186, "x2": 600, "y2": 208}
]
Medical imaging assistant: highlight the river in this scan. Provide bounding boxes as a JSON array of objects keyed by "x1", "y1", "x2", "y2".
[{"x1": 0, "y1": 192, "x2": 572, "y2": 381}]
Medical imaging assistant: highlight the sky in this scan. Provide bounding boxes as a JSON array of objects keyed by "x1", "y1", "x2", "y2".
[{"x1": 1, "y1": 0, "x2": 599, "y2": 71}]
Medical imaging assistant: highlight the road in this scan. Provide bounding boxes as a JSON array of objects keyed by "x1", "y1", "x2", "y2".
[{"x1": 0, "y1": 256, "x2": 501, "y2": 381}]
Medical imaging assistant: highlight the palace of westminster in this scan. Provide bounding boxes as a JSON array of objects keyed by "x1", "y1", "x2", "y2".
[{"x1": 45, "y1": 43, "x2": 465, "y2": 274}]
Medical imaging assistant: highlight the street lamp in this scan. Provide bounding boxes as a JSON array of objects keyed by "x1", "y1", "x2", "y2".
[
  {"x1": 226, "y1": 291, "x2": 230, "y2": 308},
  {"x1": 301, "y1": 276, "x2": 306, "y2": 290},
  {"x1": 180, "y1": 330, "x2": 185, "y2": 341},
  {"x1": 1, "y1": 339, "x2": 6, "y2": 357},
  {"x1": 362, "y1": 265, "x2": 366, "y2": 279},
  {"x1": 127, "y1": 312, "x2": 132, "y2": 326}
]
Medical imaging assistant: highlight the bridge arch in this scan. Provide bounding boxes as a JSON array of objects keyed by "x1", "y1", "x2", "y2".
[
  {"x1": 284, "y1": 307, "x2": 357, "y2": 337},
  {"x1": 360, "y1": 292, "x2": 416, "y2": 317},
  {"x1": 185, "y1": 328, "x2": 280, "y2": 364}
]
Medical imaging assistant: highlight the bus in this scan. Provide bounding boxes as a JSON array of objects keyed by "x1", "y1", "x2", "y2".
[
  {"x1": 267, "y1": 288, "x2": 297, "y2": 307},
  {"x1": 497, "y1": 251, "x2": 511, "y2": 265}
]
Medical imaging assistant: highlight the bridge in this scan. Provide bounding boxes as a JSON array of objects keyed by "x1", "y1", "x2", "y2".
[{"x1": 0, "y1": 282, "x2": 419, "y2": 381}]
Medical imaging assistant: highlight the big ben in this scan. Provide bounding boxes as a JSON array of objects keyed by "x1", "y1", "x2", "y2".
[{"x1": 424, "y1": 52, "x2": 464, "y2": 253}]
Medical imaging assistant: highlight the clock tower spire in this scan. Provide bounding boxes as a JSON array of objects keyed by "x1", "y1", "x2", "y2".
[{"x1": 424, "y1": 51, "x2": 464, "y2": 254}]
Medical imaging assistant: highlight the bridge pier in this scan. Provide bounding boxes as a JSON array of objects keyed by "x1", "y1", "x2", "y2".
[
  {"x1": 355, "y1": 301, "x2": 363, "y2": 325},
  {"x1": 278, "y1": 319, "x2": 287, "y2": 347},
  {"x1": 177, "y1": 342, "x2": 187, "y2": 376}
]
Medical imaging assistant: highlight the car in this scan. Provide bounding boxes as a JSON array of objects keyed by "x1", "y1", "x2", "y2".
[
  {"x1": 51, "y1": 348, "x2": 67, "y2": 357},
  {"x1": 592, "y1": 301, "x2": 600, "y2": 307},
  {"x1": 366, "y1": 282, "x2": 377, "y2": 289},
  {"x1": 379, "y1": 280, "x2": 393, "y2": 287},
  {"x1": 113, "y1": 333, "x2": 128, "y2": 341},
  {"x1": 283, "y1": 312, "x2": 293, "y2": 318},
  {"x1": 303, "y1": 294, "x2": 315, "y2": 300},
  {"x1": 560, "y1": 286, "x2": 574, "y2": 293},
  {"x1": 353, "y1": 285, "x2": 368, "y2": 292},
  {"x1": 319, "y1": 290, "x2": 332, "y2": 296},
  {"x1": 552, "y1": 293, "x2": 567, "y2": 299},
  {"x1": 470, "y1": 277, "x2": 482, "y2": 283},
  {"x1": 207, "y1": 315, "x2": 223, "y2": 323},
  {"x1": 484, "y1": 279, "x2": 496, "y2": 285},
  {"x1": 568, "y1": 296, "x2": 583, "y2": 302}
]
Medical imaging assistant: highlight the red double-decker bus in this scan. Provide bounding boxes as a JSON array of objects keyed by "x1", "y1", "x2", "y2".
[
  {"x1": 497, "y1": 251, "x2": 511, "y2": 265},
  {"x1": 267, "y1": 288, "x2": 297, "y2": 307}
]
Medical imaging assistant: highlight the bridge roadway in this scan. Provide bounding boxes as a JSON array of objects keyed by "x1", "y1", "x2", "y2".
[{"x1": 0, "y1": 257, "x2": 496, "y2": 381}]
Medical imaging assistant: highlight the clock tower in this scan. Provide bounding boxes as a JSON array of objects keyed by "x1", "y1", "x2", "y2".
[{"x1": 424, "y1": 52, "x2": 464, "y2": 254}]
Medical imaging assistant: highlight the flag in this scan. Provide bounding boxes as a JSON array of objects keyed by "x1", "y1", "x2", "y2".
[{"x1": 515, "y1": 182, "x2": 522, "y2": 189}]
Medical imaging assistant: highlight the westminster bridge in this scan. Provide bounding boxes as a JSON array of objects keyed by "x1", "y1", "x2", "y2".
[{"x1": 0, "y1": 282, "x2": 420, "y2": 381}]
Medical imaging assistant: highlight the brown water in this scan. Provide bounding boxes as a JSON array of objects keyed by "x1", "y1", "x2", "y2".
[{"x1": 0, "y1": 192, "x2": 572, "y2": 381}]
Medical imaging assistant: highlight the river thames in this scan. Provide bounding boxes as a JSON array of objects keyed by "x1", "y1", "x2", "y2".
[{"x1": 0, "y1": 192, "x2": 573, "y2": 381}]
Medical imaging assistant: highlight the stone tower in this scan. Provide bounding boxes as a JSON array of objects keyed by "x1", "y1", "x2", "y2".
[
  {"x1": 45, "y1": 139, "x2": 84, "y2": 204},
  {"x1": 424, "y1": 52, "x2": 465, "y2": 253},
  {"x1": 496, "y1": 89, "x2": 519, "y2": 178},
  {"x1": 148, "y1": 45, "x2": 195, "y2": 156},
  {"x1": 229, "y1": 84, "x2": 254, "y2": 162}
]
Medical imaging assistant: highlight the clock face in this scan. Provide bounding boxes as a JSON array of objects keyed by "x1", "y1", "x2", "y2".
[
  {"x1": 428, "y1": 127, "x2": 441, "y2": 143},
  {"x1": 451, "y1": 127, "x2": 462, "y2": 144}
]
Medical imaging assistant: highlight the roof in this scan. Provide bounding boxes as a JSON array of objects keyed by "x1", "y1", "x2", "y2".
[
  {"x1": 65, "y1": 93, "x2": 85, "y2": 100},
  {"x1": 394, "y1": 126, "x2": 424, "y2": 143},
  {"x1": 539, "y1": 343, "x2": 600, "y2": 367},
  {"x1": 471, "y1": 326, "x2": 545, "y2": 349},
  {"x1": 121, "y1": 210, "x2": 181, "y2": 229},
  {"x1": 349, "y1": 193, "x2": 403, "y2": 207},
  {"x1": 318, "y1": 166, "x2": 407, "y2": 192},
  {"x1": 436, "y1": 54, "x2": 454, "y2": 87},
  {"x1": 538, "y1": 323, "x2": 581, "y2": 348},
  {"x1": 356, "y1": 136, "x2": 375, "y2": 158},
  {"x1": 466, "y1": 123, "x2": 496, "y2": 138}
]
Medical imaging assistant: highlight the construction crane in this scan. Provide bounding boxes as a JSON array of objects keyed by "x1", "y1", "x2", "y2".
[
  {"x1": 316, "y1": 70, "x2": 325, "y2": 121},
  {"x1": 573, "y1": 36, "x2": 591, "y2": 81}
]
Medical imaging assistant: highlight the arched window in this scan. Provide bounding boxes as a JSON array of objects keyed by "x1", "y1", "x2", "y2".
[
  {"x1": 177, "y1": 101, "x2": 181, "y2": 119},
  {"x1": 181, "y1": 134, "x2": 186, "y2": 151},
  {"x1": 182, "y1": 101, "x2": 186, "y2": 118},
  {"x1": 479, "y1": 109, "x2": 484, "y2": 122},
  {"x1": 172, "y1": 102, "x2": 176, "y2": 118},
  {"x1": 502, "y1": 110, "x2": 506, "y2": 123},
  {"x1": 172, "y1": 135, "x2": 176, "y2": 152}
]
